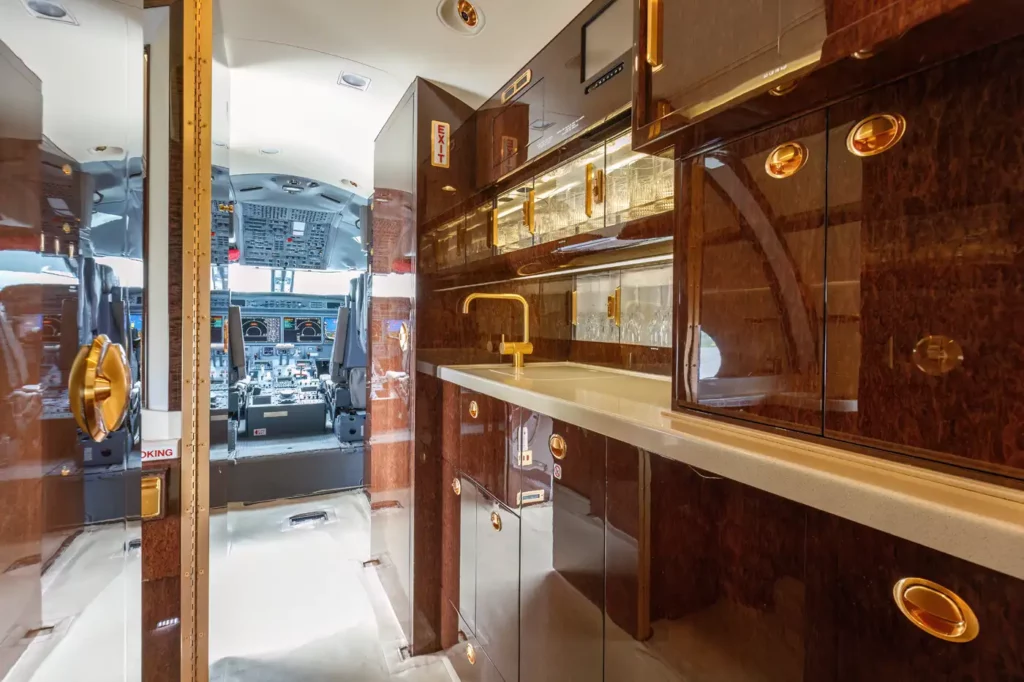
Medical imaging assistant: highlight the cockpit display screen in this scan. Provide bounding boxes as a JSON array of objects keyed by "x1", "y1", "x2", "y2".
[
  {"x1": 283, "y1": 317, "x2": 322, "y2": 343},
  {"x1": 324, "y1": 317, "x2": 337, "y2": 341},
  {"x1": 241, "y1": 317, "x2": 271, "y2": 343},
  {"x1": 129, "y1": 314, "x2": 143, "y2": 334},
  {"x1": 42, "y1": 315, "x2": 61, "y2": 343},
  {"x1": 210, "y1": 315, "x2": 224, "y2": 344}
]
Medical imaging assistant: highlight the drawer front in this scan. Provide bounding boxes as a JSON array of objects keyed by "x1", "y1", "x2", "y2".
[
  {"x1": 823, "y1": 39, "x2": 1024, "y2": 477},
  {"x1": 458, "y1": 475, "x2": 480, "y2": 634},
  {"x1": 476, "y1": 492, "x2": 521, "y2": 682},
  {"x1": 675, "y1": 110, "x2": 828, "y2": 434},
  {"x1": 460, "y1": 389, "x2": 511, "y2": 504},
  {"x1": 444, "y1": 602, "x2": 506, "y2": 682}
]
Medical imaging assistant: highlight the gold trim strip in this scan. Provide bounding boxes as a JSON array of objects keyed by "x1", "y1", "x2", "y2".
[
  {"x1": 647, "y1": 0, "x2": 663, "y2": 68},
  {"x1": 180, "y1": 0, "x2": 212, "y2": 679}
]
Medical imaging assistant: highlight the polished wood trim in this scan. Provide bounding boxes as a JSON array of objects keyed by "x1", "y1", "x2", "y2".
[{"x1": 178, "y1": 0, "x2": 213, "y2": 678}]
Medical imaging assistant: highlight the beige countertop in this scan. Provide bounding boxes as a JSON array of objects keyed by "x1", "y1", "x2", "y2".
[{"x1": 432, "y1": 362, "x2": 1024, "y2": 580}]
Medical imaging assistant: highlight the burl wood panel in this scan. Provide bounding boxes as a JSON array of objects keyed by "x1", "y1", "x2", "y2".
[
  {"x1": 824, "y1": 38, "x2": 1024, "y2": 477},
  {"x1": 676, "y1": 110, "x2": 827, "y2": 434},
  {"x1": 440, "y1": 458, "x2": 461, "y2": 649},
  {"x1": 459, "y1": 389, "x2": 510, "y2": 507},
  {"x1": 605, "y1": 437, "x2": 648, "y2": 643},
  {"x1": 635, "y1": 451, "x2": 1024, "y2": 681},
  {"x1": 142, "y1": 576, "x2": 181, "y2": 682}
]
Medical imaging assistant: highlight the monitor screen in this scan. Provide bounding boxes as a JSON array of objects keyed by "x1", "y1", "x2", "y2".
[
  {"x1": 129, "y1": 314, "x2": 143, "y2": 334},
  {"x1": 283, "y1": 317, "x2": 323, "y2": 343},
  {"x1": 241, "y1": 317, "x2": 271, "y2": 343},
  {"x1": 583, "y1": 0, "x2": 631, "y2": 81},
  {"x1": 324, "y1": 316, "x2": 338, "y2": 341},
  {"x1": 210, "y1": 315, "x2": 224, "y2": 345}
]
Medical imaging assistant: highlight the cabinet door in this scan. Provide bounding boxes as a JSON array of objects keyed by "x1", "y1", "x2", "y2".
[
  {"x1": 476, "y1": 493, "x2": 521, "y2": 682},
  {"x1": 805, "y1": 511, "x2": 1024, "y2": 681},
  {"x1": 675, "y1": 110, "x2": 827, "y2": 434},
  {"x1": 823, "y1": 40, "x2": 1024, "y2": 477},
  {"x1": 519, "y1": 416, "x2": 604, "y2": 682},
  {"x1": 533, "y1": 145, "x2": 605, "y2": 245},
  {"x1": 635, "y1": 0, "x2": 826, "y2": 146},
  {"x1": 460, "y1": 389, "x2": 510, "y2": 504},
  {"x1": 495, "y1": 180, "x2": 536, "y2": 255},
  {"x1": 463, "y1": 200, "x2": 495, "y2": 264},
  {"x1": 458, "y1": 475, "x2": 480, "y2": 634},
  {"x1": 445, "y1": 602, "x2": 506, "y2": 682}
]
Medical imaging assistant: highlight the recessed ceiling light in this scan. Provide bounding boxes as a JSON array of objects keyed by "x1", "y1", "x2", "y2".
[
  {"x1": 338, "y1": 72, "x2": 371, "y2": 91},
  {"x1": 259, "y1": 147, "x2": 280, "y2": 155},
  {"x1": 23, "y1": 0, "x2": 77, "y2": 24},
  {"x1": 437, "y1": 0, "x2": 485, "y2": 36}
]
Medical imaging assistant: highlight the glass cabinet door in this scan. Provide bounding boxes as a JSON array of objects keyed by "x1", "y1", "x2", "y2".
[
  {"x1": 533, "y1": 145, "x2": 606, "y2": 244},
  {"x1": 605, "y1": 132, "x2": 675, "y2": 226},
  {"x1": 494, "y1": 181, "x2": 535, "y2": 254},
  {"x1": 574, "y1": 271, "x2": 621, "y2": 344},
  {"x1": 619, "y1": 264, "x2": 673, "y2": 347},
  {"x1": 462, "y1": 201, "x2": 494, "y2": 263},
  {"x1": 435, "y1": 215, "x2": 463, "y2": 271}
]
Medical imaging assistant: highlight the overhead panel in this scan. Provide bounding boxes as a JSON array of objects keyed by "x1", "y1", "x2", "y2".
[
  {"x1": 239, "y1": 204, "x2": 335, "y2": 269},
  {"x1": 211, "y1": 200, "x2": 233, "y2": 264}
]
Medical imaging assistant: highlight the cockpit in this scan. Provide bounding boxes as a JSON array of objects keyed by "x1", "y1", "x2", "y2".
[{"x1": 207, "y1": 172, "x2": 370, "y2": 501}]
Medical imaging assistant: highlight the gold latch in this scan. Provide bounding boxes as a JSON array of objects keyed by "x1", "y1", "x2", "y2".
[{"x1": 141, "y1": 475, "x2": 163, "y2": 520}]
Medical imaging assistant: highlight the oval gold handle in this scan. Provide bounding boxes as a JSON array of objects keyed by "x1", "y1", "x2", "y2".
[
  {"x1": 69, "y1": 335, "x2": 131, "y2": 442},
  {"x1": 765, "y1": 142, "x2": 808, "y2": 179},
  {"x1": 912, "y1": 335, "x2": 963, "y2": 376},
  {"x1": 893, "y1": 578, "x2": 979, "y2": 643},
  {"x1": 847, "y1": 113, "x2": 906, "y2": 157},
  {"x1": 549, "y1": 433, "x2": 567, "y2": 460},
  {"x1": 490, "y1": 511, "x2": 502, "y2": 531},
  {"x1": 468, "y1": 400, "x2": 479, "y2": 419},
  {"x1": 452, "y1": 478, "x2": 462, "y2": 496},
  {"x1": 466, "y1": 642, "x2": 476, "y2": 665}
]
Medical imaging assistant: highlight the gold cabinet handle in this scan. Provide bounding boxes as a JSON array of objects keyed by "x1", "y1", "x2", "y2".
[
  {"x1": 466, "y1": 642, "x2": 477, "y2": 665},
  {"x1": 549, "y1": 433, "x2": 567, "y2": 460},
  {"x1": 585, "y1": 163, "x2": 595, "y2": 218},
  {"x1": 847, "y1": 113, "x2": 906, "y2": 157},
  {"x1": 69, "y1": 334, "x2": 131, "y2": 442},
  {"x1": 468, "y1": 400, "x2": 479, "y2": 419},
  {"x1": 522, "y1": 189, "x2": 535, "y2": 235},
  {"x1": 646, "y1": 0, "x2": 663, "y2": 68},
  {"x1": 489, "y1": 207, "x2": 498, "y2": 248},
  {"x1": 594, "y1": 169, "x2": 605, "y2": 204},
  {"x1": 912, "y1": 335, "x2": 963, "y2": 376},
  {"x1": 452, "y1": 478, "x2": 462, "y2": 496},
  {"x1": 765, "y1": 142, "x2": 808, "y2": 179},
  {"x1": 893, "y1": 578, "x2": 979, "y2": 643},
  {"x1": 141, "y1": 474, "x2": 163, "y2": 520},
  {"x1": 490, "y1": 511, "x2": 502, "y2": 531},
  {"x1": 570, "y1": 290, "x2": 578, "y2": 327},
  {"x1": 606, "y1": 286, "x2": 621, "y2": 327}
]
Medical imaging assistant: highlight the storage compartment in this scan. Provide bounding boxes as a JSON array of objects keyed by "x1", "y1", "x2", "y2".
[
  {"x1": 494, "y1": 180, "x2": 535, "y2": 255},
  {"x1": 533, "y1": 146, "x2": 606, "y2": 244},
  {"x1": 675, "y1": 110, "x2": 827, "y2": 433},
  {"x1": 475, "y1": 492, "x2": 521, "y2": 682},
  {"x1": 462, "y1": 200, "x2": 494, "y2": 264},
  {"x1": 444, "y1": 602, "x2": 505, "y2": 682},
  {"x1": 822, "y1": 39, "x2": 1024, "y2": 477},
  {"x1": 459, "y1": 388, "x2": 510, "y2": 503}
]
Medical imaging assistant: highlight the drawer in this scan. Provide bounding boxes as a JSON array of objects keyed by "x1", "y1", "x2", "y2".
[
  {"x1": 444, "y1": 603, "x2": 505, "y2": 682},
  {"x1": 475, "y1": 492, "x2": 520, "y2": 682},
  {"x1": 459, "y1": 389, "x2": 512, "y2": 505}
]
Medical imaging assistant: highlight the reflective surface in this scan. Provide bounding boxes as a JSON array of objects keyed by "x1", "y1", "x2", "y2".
[{"x1": 0, "y1": 0, "x2": 146, "y2": 678}]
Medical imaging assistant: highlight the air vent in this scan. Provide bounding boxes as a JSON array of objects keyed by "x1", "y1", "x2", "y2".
[
  {"x1": 239, "y1": 186, "x2": 262, "y2": 193},
  {"x1": 322, "y1": 195, "x2": 343, "y2": 205},
  {"x1": 289, "y1": 511, "x2": 329, "y2": 527},
  {"x1": 22, "y1": 0, "x2": 77, "y2": 24}
]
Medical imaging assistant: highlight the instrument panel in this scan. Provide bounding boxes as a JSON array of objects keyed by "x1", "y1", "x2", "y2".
[
  {"x1": 211, "y1": 315, "x2": 224, "y2": 344},
  {"x1": 283, "y1": 316, "x2": 323, "y2": 343},
  {"x1": 241, "y1": 316, "x2": 280, "y2": 343}
]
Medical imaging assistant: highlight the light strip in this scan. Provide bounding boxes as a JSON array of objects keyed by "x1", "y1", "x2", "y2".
[{"x1": 432, "y1": 251, "x2": 673, "y2": 292}]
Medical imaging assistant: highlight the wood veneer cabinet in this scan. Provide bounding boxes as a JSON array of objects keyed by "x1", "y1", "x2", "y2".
[
  {"x1": 674, "y1": 36, "x2": 1024, "y2": 479},
  {"x1": 633, "y1": 0, "x2": 1024, "y2": 156},
  {"x1": 439, "y1": 380, "x2": 1024, "y2": 681}
]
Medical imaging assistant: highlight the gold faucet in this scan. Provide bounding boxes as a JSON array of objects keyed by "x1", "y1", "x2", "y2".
[{"x1": 461, "y1": 293, "x2": 533, "y2": 369}]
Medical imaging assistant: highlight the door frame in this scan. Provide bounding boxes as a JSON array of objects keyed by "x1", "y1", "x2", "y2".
[{"x1": 177, "y1": 0, "x2": 212, "y2": 679}]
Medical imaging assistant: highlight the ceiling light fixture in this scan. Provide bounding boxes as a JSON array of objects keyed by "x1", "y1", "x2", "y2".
[
  {"x1": 437, "y1": 0, "x2": 485, "y2": 36},
  {"x1": 338, "y1": 72, "x2": 372, "y2": 91},
  {"x1": 22, "y1": 0, "x2": 77, "y2": 24},
  {"x1": 259, "y1": 147, "x2": 280, "y2": 155}
]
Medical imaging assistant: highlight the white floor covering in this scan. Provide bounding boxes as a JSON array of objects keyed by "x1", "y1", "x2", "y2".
[{"x1": 3, "y1": 491, "x2": 454, "y2": 682}]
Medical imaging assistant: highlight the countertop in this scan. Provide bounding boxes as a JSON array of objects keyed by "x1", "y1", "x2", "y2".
[{"x1": 432, "y1": 362, "x2": 1024, "y2": 580}]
